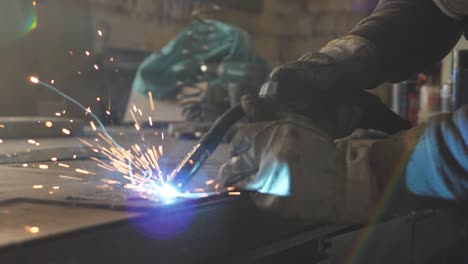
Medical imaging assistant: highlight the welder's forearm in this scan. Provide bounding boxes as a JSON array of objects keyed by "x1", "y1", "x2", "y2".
[
  {"x1": 405, "y1": 105, "x2": 468, "y2": 200},
  {"x1": 349, "y1": 0, "x2": 462, "y2": 84}
]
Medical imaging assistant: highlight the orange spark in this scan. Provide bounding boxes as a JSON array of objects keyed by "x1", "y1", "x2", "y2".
[
  {"x1": 58, "y1": 163, "x2": 70, "y2": 168},
  {"x1": 148, "y1": 116, "x2": 153, "y2": 126},
  {"x1": 59, "y1": 175, "x2": 83, "y2": 181},
  {"x1": 30, "y1": 76, "x2": 39, "y2": 84},
  {"x1": 148, "y1": 91, "x2": 155, "y2": 111},
  {"x1": 158, "y1": 145, "x2": 164, "y2": 156},
  {"x1": 75, "y1": 168, "x2": 92, "y2": 175},
  {"x1": 89, "y1": 121, "x2": 97, "y2": 131},
  {"x1": 205, "y1": 179, "x2": 215, "y2": 185},
  {"x1": 25, "y1": 226, "x2": 40, "y2": 234}
]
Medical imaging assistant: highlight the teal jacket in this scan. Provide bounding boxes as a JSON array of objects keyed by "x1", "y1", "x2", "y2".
[{"x1": 132, "y1": 19, "x2": 269, "y2": 100}]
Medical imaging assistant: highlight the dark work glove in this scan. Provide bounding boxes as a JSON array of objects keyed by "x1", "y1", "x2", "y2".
[
  {"x1": 258, "y1": 84, "x2": 411, "y2": 138},
  {"x1": 219, "y1": 95, "x2": 381, "y2": 223},
  {"x1": 347, "y1": 91, "x2": 412, "y2": 135},
  {"x1": 270, "y1": 35, "x2": 379, "y2": 101},
  {"x1": 265, "y1": 35, "x2": 410, "y2": 135}
]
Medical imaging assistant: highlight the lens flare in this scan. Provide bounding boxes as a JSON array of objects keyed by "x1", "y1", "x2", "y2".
[
  {"x1": 1, "y1": 3, "x2": 37, "y2": 46},
  {"x1": 24, "y1": 13, "x2": 38, "y2": 33}
]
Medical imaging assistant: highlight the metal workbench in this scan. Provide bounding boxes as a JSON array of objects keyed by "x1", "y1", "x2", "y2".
[{"x1": 0, "y1": 122, "x2": 466, "y2": 264}]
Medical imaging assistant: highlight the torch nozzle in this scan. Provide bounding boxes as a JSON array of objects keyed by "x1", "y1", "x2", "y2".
[{"x1": 169, "y1": 104, "x2": 244, "y2": 190}]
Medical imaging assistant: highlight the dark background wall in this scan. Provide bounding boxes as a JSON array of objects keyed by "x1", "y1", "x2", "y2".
[
  {"x1": 0, "y1": 0, "x2": 376, "y2": 117},
  {"x1": 90, "y1": 0, "x2": 369, "y2": 64}
]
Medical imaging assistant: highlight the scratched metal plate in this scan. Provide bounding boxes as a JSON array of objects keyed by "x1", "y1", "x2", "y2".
[
  {"x1": 0, "y1": 201, "x2": 143, "y2": 248},
  {"x1": 0, "y1": 126, "x2": 233, "y2": 252},
  {"x1": 0, "y1": 127, "x2": 230, "y2": 207},
  {"x1": 0, "y1": 117, "x2": 84, "y2": 139}
]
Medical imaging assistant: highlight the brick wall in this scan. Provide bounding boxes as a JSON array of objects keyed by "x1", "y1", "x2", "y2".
[
  {"x1": 92, "y1": 0, "x2": 392, "y2": 118},
  {"x1": 90, "y1": 0, "x2": 366, "y2": 64}
]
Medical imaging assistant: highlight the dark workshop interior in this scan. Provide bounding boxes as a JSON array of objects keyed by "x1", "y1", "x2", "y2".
[{"x1": 0, "y1": 0, "x2": 467, "y2": 263}]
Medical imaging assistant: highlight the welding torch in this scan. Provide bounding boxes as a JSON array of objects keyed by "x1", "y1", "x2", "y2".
[
  {"x1": 169, "y1": 81, "x2": 282, "y2": 190},
  {"x1": 169, "y1": 81, "x2": 411, "y2": 191},
  {"x1": 169, "y1": 102, "x2": 244, "y2": 190}
]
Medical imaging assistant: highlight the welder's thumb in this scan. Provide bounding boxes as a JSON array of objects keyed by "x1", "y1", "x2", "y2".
[
  {"x1": 224, "y1": 95, "x2": 278, "y2": 143},
  {"x1": 240, "y1": 95, "x2": 278, "y2": 122}
]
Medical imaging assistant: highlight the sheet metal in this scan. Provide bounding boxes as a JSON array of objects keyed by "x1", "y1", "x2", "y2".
[{"x1": 0, "y1": 126, "x2": 466, "y2": 263}]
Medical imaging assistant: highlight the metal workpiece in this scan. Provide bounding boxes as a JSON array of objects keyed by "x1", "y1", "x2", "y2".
[
  {"x1": 0, "y1": 128, "x2": 227, "y2": 205},
  {"x1": 0, "y1": 126, "x2": 466, "y2": 264},
  {"x1": 0, "y1": 117, "x2": 84, "y2": 139},
  {"x1": 0, "y1": 195, "x2": 466, "y2": 264},
  {"x1": 0, "y1": 195, "x2": 336, "y2": 264}
]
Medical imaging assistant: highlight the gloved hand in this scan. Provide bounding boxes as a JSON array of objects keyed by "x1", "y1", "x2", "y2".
[
  {"x1": 264, "y1": 35, "x2": 410, "y2": 135},
  {"x1": 270, "y1": 35, "x2": 378, "y2": 101},
  {"x1": 219, "y1": 96, "x2": 380, "y2": 223}
]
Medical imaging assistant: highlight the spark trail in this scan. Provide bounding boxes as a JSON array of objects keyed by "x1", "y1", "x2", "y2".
[{"x1": 29, "y1": 76, "x2": 219, "y2": 201}]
